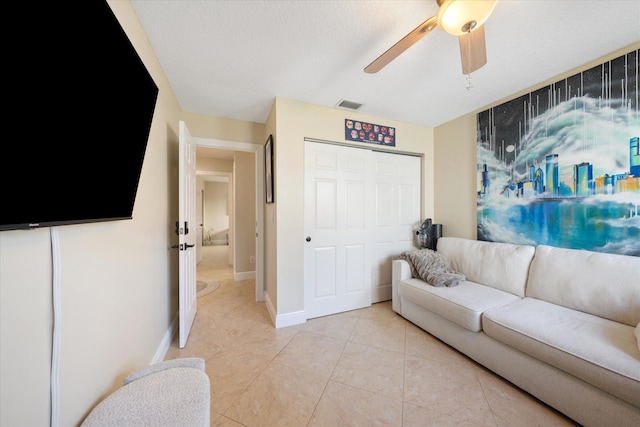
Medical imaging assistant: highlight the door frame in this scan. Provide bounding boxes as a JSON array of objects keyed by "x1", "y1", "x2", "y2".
[{"x1": 192, "y1": 136, "x2": 265, "y2": 302}]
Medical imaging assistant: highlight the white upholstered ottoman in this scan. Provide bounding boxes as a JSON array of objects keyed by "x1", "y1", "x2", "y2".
[{"x1": 81, "y1": 358, "x2": 210, "y2": 427}]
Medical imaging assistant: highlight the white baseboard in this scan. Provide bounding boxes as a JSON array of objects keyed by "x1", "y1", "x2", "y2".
[
  {"x1": 264, "y1": 292, "x2": 306, "y2": 328},
  {"x1": 275, "y1": 310, "x2": 306, "y2": 328},
  {"x1": 371, "y1": 284, "x2": 392, "y2": 303},
  {"x1": 151, "y1": 314, "x2": 178, "y2": 365},
  {"x1": 234, "y1": 270, "x2": 255, "y2": 281},
  {"x1": 265, "y1": 292, "x2": 277, "y2": 325}
]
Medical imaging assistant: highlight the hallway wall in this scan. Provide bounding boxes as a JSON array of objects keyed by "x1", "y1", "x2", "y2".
[{"x1": 204, "y1": 181, "x2": 229, "y2": 245}]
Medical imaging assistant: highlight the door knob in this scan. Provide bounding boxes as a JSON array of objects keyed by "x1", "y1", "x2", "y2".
[
  {"x1": 306, "y1": 236, "x2": 311, "y2": 242},
  {"x1": 171, "y1": 243, "x2": 195, "y2": 250}
]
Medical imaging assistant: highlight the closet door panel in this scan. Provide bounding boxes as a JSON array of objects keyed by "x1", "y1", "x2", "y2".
[
  {"x1": 371, "y1": 152, "x2": 421, "y2": 303},
  {"x1": 304, "y1": 142, "x2": 373, "y2": 319}
]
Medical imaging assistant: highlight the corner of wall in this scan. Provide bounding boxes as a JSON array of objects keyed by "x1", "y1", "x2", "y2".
[{"x1": 434, "y1": 115, "x2": 478, "y2": 239}]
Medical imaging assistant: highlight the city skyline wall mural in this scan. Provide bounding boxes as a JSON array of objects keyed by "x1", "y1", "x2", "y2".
[{"x1": 476, "y1": 49, "x2": 640, "y2": 256}]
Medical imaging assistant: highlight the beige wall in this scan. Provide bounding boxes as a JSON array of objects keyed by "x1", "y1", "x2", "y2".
[
  {"x1": 264, "y1": 104, "x2": 278, "y2": 311},
  {"x1": 198, "y1": 156, "x2": 234, "y2": 172},
  {"x1": 181, "y1": 111, "x2": 265, "y2": 145},
  {"x1": 0, "y1": 1, "x2": 183, "y2": 425},
  {"x1": 272, "y1": 98, "x2": 434, "y2": 319},
  {"x1": 204, "y1": 181, "x2": 230, "y2": 243},
  {"x1": 434, "y1": 114, "x2": 478, "y2": 239},
  {"x1": 0, "y1": 229, "x2": 54, "y2": 425},
  {"x1": 234, "y1": 151, "x2": 257, "y2": 273}
]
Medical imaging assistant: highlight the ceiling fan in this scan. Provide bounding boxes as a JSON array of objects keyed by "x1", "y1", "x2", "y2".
[{"x1": 364, "y1": 0, "x2": 499, "y2": 76}]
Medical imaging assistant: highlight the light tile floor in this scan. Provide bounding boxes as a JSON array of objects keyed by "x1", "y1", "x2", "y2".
[{"x1": 165, "y1": 246, "x2": 578, "y2": 427}]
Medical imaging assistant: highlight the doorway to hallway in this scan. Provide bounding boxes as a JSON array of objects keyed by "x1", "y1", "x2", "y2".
[{"x1": 189, "y1": 136, "x2": 265, "y2": 302}]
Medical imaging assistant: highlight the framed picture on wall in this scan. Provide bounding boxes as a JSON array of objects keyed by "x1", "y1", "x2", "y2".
[{"x1": 265, "y1": 134, "x2": 274, "y2": 203}]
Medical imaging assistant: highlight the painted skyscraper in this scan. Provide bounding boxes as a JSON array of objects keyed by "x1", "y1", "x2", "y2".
[
  {"x1": 545, "y1": 154, "x2": 559, "y2": 197},
  {"x1": 631, "y1": 137, "x2": 640, "y2": 177},
  {"x1": 576, "y1": 162, "x2": 593, "y2": 197}
]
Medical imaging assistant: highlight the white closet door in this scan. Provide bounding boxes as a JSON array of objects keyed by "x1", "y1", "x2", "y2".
[
  {"x1": 371, "y1": 152, "x2": 421, "y2": 302},
  {"x1": 304, "y1": 142, "x2": 374, "y2": 319},
  {"x1": 304, "y1": 141, "x2": 421, "y2": 319}
]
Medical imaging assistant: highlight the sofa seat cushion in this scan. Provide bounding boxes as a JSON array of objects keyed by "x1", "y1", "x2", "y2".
[
  {"x1": 483, "y1": 298, "x2": 640, "y2": 407},
  {"x1": 398, "y1": 278, "x2": 520, "y2": 332}
]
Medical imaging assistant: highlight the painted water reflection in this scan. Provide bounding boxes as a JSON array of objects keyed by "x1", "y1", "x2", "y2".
[{"x1": 478, "y1": 197, "x2": 640, "y2": 256}]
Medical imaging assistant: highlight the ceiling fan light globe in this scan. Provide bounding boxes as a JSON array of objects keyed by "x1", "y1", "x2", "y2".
[{"x1": 437, "y1": 0, "x2": 499, "y2": 36}]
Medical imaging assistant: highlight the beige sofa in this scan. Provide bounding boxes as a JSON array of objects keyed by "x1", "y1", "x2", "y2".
[{"x1": 392, "y1": 237, "x2": 640, "y2": 427}]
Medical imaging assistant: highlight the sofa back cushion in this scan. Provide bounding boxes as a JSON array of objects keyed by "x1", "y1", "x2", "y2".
[
  {"x1": 526, "y1": 245, "x2": 640, "y2": 326},
  {"x1": 436, "y1": 237, "x2": 534, "y2": 297}
]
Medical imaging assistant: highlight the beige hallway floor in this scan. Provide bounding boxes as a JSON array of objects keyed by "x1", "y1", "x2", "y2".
[{"x1": 165, "y1": 245, "x2": 577, "y2": 427}]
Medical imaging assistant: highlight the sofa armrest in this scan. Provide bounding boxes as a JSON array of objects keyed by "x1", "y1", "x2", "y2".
[
  {"x1": 392, "y1": 259, "x2": 412, "y2": 314},
  {"x1": 123, "y1": 357, "x2": 205, "y2": 385}
]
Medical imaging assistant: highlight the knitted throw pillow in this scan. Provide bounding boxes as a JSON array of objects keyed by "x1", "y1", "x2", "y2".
[{"x1": 400, "y1": 249, "x2": 465, "y2": 287}]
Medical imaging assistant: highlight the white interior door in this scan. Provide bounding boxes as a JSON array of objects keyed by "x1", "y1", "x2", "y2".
[
  {"x1": 304, "y1": 142, "x2": 374, "y2": 319},
  {"x1": 178, "y1": 121, "x2": 197, "y2": 348}
]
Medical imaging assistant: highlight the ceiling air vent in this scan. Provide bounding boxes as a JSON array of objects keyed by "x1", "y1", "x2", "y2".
[{"x1": 337, "y1": 99, "x2": 363, "y2": 111}]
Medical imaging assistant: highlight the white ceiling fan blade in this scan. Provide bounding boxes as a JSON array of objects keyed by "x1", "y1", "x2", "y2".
[
  {"x1": 459, "y1": 24, "x2": 487, "y2": 75},
  {"x1": 364, "y1": 16, "x2": 437, "y2": 74}
]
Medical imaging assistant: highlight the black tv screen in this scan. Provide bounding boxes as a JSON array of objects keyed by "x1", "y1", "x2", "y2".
[{"x1": 0, "y1": 1, "x2": 158, "y2": 232}]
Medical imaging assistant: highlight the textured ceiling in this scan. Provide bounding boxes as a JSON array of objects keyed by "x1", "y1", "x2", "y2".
[{"x1": 130, "y1": 0, "x2": 640, "y2": 129}]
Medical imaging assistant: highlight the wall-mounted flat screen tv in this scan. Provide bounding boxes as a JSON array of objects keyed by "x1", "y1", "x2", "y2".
[{"x1": 0, "y1": 1, "x2": 159, "y2": 232}]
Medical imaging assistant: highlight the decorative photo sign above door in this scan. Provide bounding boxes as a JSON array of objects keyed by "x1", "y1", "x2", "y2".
[{"x1": 345, "y1": 119, "x2": 395, "y2": 146}]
